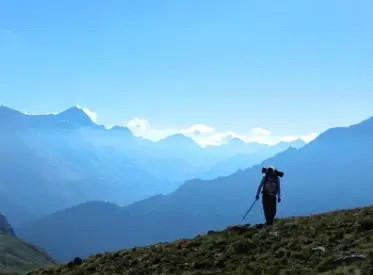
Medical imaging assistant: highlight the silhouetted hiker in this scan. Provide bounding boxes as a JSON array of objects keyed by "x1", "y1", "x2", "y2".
[{"x1": 255, "y1": 166, "x2": 281, "y2": 226}]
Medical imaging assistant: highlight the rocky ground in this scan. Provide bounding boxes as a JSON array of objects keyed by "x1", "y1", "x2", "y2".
[{"x1": 28, "y1": 206, "x2": 373, "y2": 275}]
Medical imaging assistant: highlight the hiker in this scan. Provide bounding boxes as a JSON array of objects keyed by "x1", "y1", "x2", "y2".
[{"x1": 255, "y1": 166, "x2": 281, "y2": 226}]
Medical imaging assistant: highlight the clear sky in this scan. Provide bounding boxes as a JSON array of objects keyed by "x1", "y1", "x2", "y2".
[{"x1": 1, "y1": 1, "x2": 373, "y2": 145}]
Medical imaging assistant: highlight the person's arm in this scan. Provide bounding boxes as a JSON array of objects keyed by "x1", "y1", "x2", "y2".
[
  {"x1": 277, "y1": 177, "x2": 281, "y2": 199},
  {"x1": 256, "y1": 177, "x2": 265, "y2": 198}
]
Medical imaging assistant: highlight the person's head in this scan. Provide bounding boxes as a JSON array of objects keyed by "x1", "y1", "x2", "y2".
[
  {"x1": 262, "y1": 166, "x2": 284, "y2": 178},
  {"x1": 267, "y1": 166, "x2": 275, "y2": 175}
]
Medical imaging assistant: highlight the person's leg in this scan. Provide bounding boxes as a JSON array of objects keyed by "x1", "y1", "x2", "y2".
[
  {"x1": 267, "y1": 196, "x2": 277, "y2": 225},
  {"x1": 262, "y1": 194, "x2": 270, "y2": 225},
  {"x1": 272, "y1": 196, "x2": 277, "y2": 222}
]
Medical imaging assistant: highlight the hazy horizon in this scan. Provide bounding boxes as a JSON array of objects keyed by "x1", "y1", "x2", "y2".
[{"x1": 1, "y1": 104, "x2": 318, "y2": 146}]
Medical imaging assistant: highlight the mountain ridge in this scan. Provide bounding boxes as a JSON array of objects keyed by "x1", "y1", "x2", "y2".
[{"x1": 0, "y1": 105, "x2": 311, "y2": 147}]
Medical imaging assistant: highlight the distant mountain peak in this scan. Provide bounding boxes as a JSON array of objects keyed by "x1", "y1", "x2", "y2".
[
  {"x1": 57, "y1": 106, "x2": 95, "y2": 126},
  {"x1": 289, "y1": 138, "x2": 306, "y2": 147},
  {"x1": 161, "y1": 133, "x2": 193, "y2": 142},
  {"x1": 0, "y1": 105, "x2": 25, "y2": 116},
  {"x1": 157, "y1": 133, "x2": 200, "y2": 148},
  {"x1": 220, "y1": 137, "x2": 249, "y2": 149},
  {"x1": 109, "y1": 125, "x2": 133, "y2": 135},
  {"x1": 230, "y1": 137, "x2": 246, "y2": 145},
  {"x1": 168, "y1": 133, "x2": 189, "y2": 139},
  {"x1": 0, "y1": 106, "x2": 26, "y2": 127}
]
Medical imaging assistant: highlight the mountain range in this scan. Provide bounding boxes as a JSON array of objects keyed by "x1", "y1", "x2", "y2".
[
  {"x1": 15, "y1": 114, "x2": 373, "y2": 262},
  {"x1": 0, "y1": 105, "x2": 302, "y2": 226}
]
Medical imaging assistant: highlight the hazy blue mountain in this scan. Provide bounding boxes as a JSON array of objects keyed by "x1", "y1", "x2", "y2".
[
  {"x1": 16, "y1": 201, "x2": 123, "y2": 263},
  {"x1": 205, "y1": 138, "x2": 265, "y2": 156},
  {"x1": 0, "y1": 106, "x2": 170, "y2": 226},
  {"x1": 15, "y1": 115, "x2": 373, "y2": 262},
  {"x1": 1, "y1": 105, "x2": 304, "y2": 226},
  {"x1": 138, "y1": 134, "x2": 305, "y2": 182},
  {"x1": 201, "y1": 139, "x2": 306, "y2": 179}
]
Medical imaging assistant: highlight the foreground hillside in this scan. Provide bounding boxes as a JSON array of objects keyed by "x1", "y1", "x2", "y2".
[
  {"x1": 28, "y1": 206, "x2": 373, "y2": 275},
  {"x1": 0, "y1": 233, "x2": 55, "y2": 274}
]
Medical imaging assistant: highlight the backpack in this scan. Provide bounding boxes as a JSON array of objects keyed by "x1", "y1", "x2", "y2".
[{"x1": 262, "y1": 174, "x2": 278, "y2": 196}]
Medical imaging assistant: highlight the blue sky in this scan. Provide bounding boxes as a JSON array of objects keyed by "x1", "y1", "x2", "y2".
[{"x1": 1, "y1": 1, "x2": 373, "y2": 144}]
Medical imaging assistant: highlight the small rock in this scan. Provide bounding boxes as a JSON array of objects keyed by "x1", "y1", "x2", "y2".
[
  {"x1": 312, "y1": 246, "x2": 326, "y2": 253},
  {"x1": 67, "y1": 257, "x2": 83, "y2": 268},
  {"x1": 231, "y1": 240, "x2": 255, "y2": 254},
  {"x1": 214, "y1": 258, "x2": 226, "y2": 268},
  {"x1": 152, "y1": 257, "x2": 161, "y2": 264},
  {"x1": 282, "y1": 222, "x2": 298, "y2": 229},
  {"x1": 269, "y1": 231, "x2": 279, "y2": 237},
  {"x1": 72, "y1": 257, "x2": 83, "y2": 265},
  {"x1": 207, "y1": 230, "x2": 216, "y2": 235},
  {"x1": 227, "y1": 225, "x2": 250, "y2": 234},
  {"x1": 358, "y1": 219, "x2": 373, "y2": 231},
  {"x1": 255, "y1": 224, "x2": 265, "y2": 229},
  {"x1": 192, "y1": 261, "x2": 208, "y2": 269},
  {"x1": 265, "y1": 225, "x2": 275, "y2": 230}
]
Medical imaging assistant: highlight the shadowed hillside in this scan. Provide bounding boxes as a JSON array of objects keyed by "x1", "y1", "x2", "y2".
[
  {"x1": 0, "y1": 214, "x2": 55, "y2": 274},
  {"x1": 27, "y1": 205, "x2": 373, "y2": 275},
  {"x1": 0, "y1": 213, "x2": 16, "y2": 237}
]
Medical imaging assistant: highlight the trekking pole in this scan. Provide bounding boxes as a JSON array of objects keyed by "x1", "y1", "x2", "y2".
[{"x1": 242, "y1": 199, "x2": 257, "y2": 221}]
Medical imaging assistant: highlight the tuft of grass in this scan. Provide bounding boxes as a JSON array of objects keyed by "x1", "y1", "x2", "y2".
[{"x1": 27, "y1": 206, "x2": 373, "y2": 275}]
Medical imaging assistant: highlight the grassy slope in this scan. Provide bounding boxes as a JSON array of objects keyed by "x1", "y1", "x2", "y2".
[
  {"x1": 27, "y1": 206, "x2": 373, "y2": 275},
  {"x1": 0, "y1": 233, "x2": 56, "y2": 274}
]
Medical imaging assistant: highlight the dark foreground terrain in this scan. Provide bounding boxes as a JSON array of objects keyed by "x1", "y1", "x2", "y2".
[{"x1": 28, "y1": 206, "x2": 373, "y2": 275}]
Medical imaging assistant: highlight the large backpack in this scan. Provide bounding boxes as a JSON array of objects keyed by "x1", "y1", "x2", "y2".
[{"x1": 262, "y1": 174, "x2": 279, "y2": 196}]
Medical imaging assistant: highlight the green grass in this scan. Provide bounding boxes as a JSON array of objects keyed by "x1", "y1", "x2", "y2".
[
  {"x1": 0, "y1": 233, "x2": 56, "y2": 274},
  {"x1": 28, "y1": 206, "x2": 373, "y2": 275}
]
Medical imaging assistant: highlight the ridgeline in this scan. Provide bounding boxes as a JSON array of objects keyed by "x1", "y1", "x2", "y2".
[{"x1": 28, "y1": 206, "x2": 373, "y2": 275}]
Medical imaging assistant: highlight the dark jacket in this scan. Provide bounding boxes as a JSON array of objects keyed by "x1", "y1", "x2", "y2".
[{"x1": 256, "y1": 174, "x2": 281, "y2": 198}]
